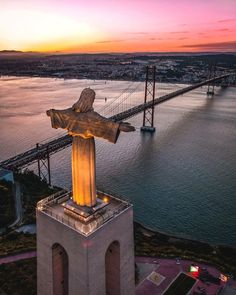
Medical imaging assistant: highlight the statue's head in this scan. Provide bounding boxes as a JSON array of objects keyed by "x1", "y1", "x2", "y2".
[{"x1": 72, "y1": 88, "x2": 95, "y2": 113}]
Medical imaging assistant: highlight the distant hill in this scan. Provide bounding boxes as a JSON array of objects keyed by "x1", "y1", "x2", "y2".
[
  {"x1": 0, "y1": 50, "x2": 46, "y2": 58},
  {"x1": 0, "y1": 50, "x2": 235, "y2": 58},
  {"x1": 0, "y1": 50, "x2": 23, "y2": 54}
]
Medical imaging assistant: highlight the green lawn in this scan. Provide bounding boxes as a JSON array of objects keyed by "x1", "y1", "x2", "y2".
[
  {"x1": 0, "y1": 258, "x2": 36, "y2": 295},
  {"x1": 0, "y1": 180, "x2": 15, "y2": 227},
  {"x1": 163, "y1": 273, "x2": 196, "y2": 295}
]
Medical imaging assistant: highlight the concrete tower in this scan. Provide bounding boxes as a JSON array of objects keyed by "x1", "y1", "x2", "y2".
[{"x1": 37, "y1": 190, "x2": 135, "y2": 295}]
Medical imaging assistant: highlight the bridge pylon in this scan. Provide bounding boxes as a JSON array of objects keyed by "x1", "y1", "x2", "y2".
[
  {"x1": 207, "y1": 65, "x2": 216, "y2": 96},
  {"x1": 36, "y1": 143, "x2": 51, "y2": 186},
  {"x1": 220, "y1": 72, "x2": 231, "y2": 88},
  {"x1": 141, "y1": 65, "x2": 156, "y2": 132}
]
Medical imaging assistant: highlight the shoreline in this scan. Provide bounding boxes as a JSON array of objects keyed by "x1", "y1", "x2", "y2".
[
  {"x1": 134, "y1": 221, "x2": 236, "y2": 278},
  {"x1": 0, "y1": 73, "x2": 191, "y2": 85},
  {"x1": 1, "y1": 220, "x2": 235, "y2": 277},
  {"x1": 134, "y1": 220, "x2": 236, "y2": 248},
  {"x1": 1, "y1": 73, "x2": 235, "y2": 87},
  {"x1": 134, "y1": 220, "x2": 236, "y2": 250}
]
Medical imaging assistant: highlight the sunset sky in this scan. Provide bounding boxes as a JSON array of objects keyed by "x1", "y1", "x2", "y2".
[{"x1": 0, "y1": 0, "x2": 236, "y2": 53}]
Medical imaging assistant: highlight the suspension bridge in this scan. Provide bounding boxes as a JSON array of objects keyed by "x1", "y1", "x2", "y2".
[{"x1": 0, "y1": 66, "x2": 233, "y2": 184}]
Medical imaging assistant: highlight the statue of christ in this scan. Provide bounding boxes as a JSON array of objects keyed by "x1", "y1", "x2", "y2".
[{"x1": 47, "y1": 88, "x2": 135, "y2": 207}]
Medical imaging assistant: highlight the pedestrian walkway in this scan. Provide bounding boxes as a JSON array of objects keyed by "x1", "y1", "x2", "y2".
[{"x1": 0, "y1": 251, "x2": 36, "y2": 265}]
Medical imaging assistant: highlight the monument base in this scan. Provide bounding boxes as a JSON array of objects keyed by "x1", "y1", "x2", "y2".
[
  {"x1": 37, "y1": 190, "x2": 135, "y2": 295},
  {"x1": 207, "y1": 90, "x2": 214, "y2": 95},
  {"x1": 63, "y1": 196, "x2": 109, "y2": 223},
  {"x1": 141, "y1": 126, "x2": 156, "y2": 132}
]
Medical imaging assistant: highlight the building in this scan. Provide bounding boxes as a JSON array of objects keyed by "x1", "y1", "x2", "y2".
[
  {"x1": 0, "y1": 168, "x2": 14, "y2": 183},
  {"x1": 37, "y1": 190, "x2": 135, "y2": 295}
]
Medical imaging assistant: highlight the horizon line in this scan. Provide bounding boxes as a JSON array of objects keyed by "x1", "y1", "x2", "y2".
[{"x1": 1, "y1": 50, "x2": 236, "y2": 55}]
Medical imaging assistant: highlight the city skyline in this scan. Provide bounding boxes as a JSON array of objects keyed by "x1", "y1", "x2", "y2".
[{"x1": 1, "y1": 0, "x2": 236, "y2": 53}]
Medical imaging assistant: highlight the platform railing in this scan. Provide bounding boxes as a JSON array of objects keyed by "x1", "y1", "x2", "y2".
[{"x1": 37, "y1": 189, "x2": 132, "y2": 236}]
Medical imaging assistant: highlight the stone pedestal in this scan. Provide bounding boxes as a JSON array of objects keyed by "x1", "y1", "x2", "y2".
[
  {"x1": 37, "y1": 192, "x2": 135, "y2": 295},
  {"x1": 72, "y1": 136, "x2": 96, "y2": 207}
]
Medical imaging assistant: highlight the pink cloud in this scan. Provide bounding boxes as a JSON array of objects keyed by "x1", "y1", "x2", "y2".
[
  {"x1": 218, "y1": 18, "x2": 236, "y2": 23},
  {"x1": 182, "y1": 40, "x2": 236, "y2": 51}
]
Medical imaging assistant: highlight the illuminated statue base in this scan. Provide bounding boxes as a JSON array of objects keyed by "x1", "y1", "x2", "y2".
[
  {"x1": 37, "y1": 190, "x2": 135, "y2": 295},
  {"x1": 63, "y1": 197, "x2": 109, "y2": 224}
]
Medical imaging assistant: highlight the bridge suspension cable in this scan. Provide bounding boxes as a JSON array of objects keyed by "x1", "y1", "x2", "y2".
[
  {"x1": 100, "y1": 81, "x2": 143, "y2": 117},
  {"x1": 0, "y1": 73, "x2": 231, "y2": 175},
  {"x1": 96, "y1": 80, "x2": 144, "y2": 116}
]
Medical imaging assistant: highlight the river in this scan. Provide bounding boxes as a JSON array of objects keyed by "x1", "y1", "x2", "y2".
[{"x1": 0, "y1": 76, "x2": 235, "y2": 246}]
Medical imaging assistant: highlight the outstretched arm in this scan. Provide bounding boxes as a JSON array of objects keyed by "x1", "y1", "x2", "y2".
[
  {"x1": 119, "y1": 122, "x2": 135, "y2": 132},
  {"x1": 46, "y1": 109, "x2": 53, "y2": 117}
]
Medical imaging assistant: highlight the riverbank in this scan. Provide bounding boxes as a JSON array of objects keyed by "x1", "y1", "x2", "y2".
[
  {"x1": 0, "y1": 52, "x2": 235, "y2": 86},
  {"x1": 0, "y1": 220, "x2": 235, "y2": 295},
  {"x1": 134, "y1": 222, "x2": 236, "y2": 278},
  {"x1": 1, "y1": 170, "x2": 235, "y2": 277},
  {"x1": 1, "y1": 254, "x2": 234, "y2": 295},
  {"x1": 0, "y1": 220, "x2": 235, "y2": 279},
  {"x1": 1, "y1": 74, "x2": 235, "y2": 88}
]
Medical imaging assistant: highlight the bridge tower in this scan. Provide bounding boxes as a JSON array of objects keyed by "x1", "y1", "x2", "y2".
[
  {"x1": 207, "y1": 65, "x2": 216, "y2": 96},
  {"x1": 220, "y1": 72, "x2": 231, "y2": 89},
  {"x1": 141, "y1": 65, "x2": 156, "y2": 132},
  {"x1": 36, "y1": 143, "x2": 51, "y2": 186}
]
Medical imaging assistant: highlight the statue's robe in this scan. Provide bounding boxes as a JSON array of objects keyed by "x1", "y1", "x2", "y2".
[{"x1": 48, "y1": 108, "x2": 120, "y2": 207}]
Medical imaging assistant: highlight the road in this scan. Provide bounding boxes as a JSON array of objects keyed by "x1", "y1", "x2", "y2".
[
  {"x1": 0, "y1": 251, "x2": 36, "y2": 265},
  {"x1": 0, "y1": 181, "x2": 23, "y2": 234},
  {"x1": 9, "y1": 181, "x2": 23, "y2": 228}
]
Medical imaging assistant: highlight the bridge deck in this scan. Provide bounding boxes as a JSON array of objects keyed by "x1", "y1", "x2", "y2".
[{"x1": 0, "y1": 74, "x2": 230, "y2": 170}]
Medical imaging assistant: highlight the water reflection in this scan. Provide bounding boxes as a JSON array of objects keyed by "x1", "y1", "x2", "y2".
[{"x1": 0, "y1": 76, "x2": 236, "y2": 246}]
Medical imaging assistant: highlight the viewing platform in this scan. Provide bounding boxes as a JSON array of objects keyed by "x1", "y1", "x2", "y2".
[{"x1": 36, "y1": 189, "x2": 132, "y2": 236}]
